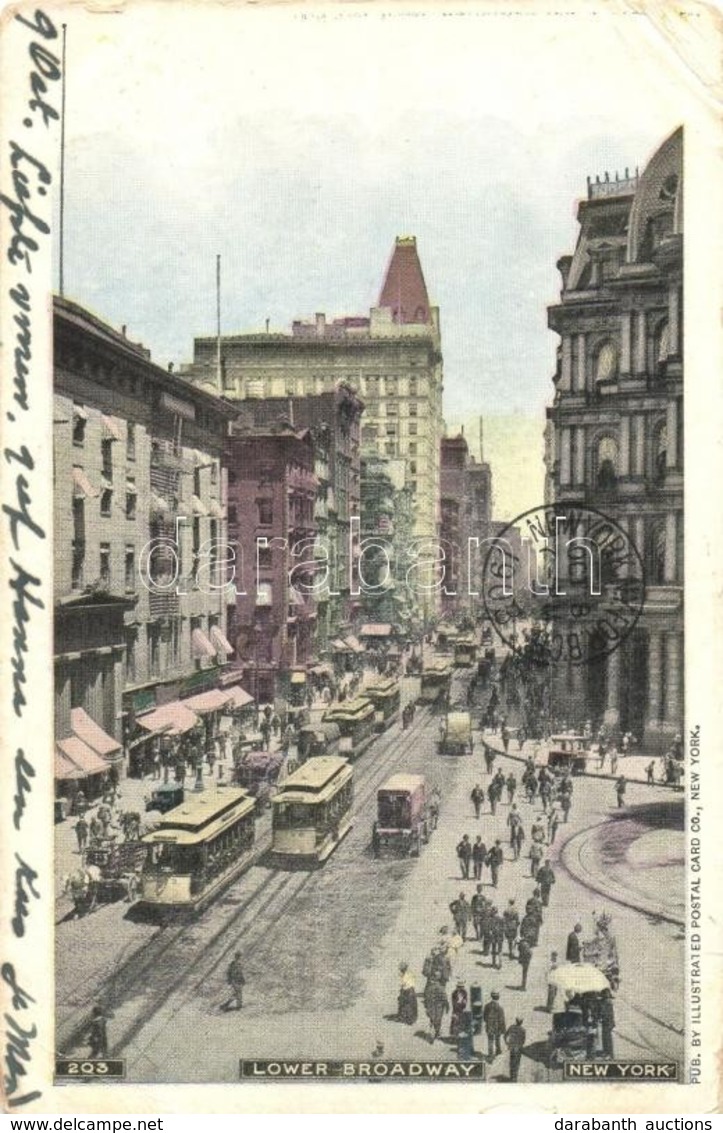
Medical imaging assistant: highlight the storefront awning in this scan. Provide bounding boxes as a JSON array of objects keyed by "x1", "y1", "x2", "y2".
[
  {"x1": 191, "y1": 627, "x2": 217, "y2": 660},
  {"x1": 359, "y1": 624, "x2": 392, "y2": 637},
  {"x1": 210, "y1": 624, "x2": 233, "y2": 655},
  {"x1": 72, "y1": 467, "x2": 99, "y2": 499},
  {"x1": 330, "y1": 638, "x2": 351, "y2": 652},
  {"x1": 56, "y1": 735, "x2": 110, "y2": 777},
  {"x1": 55, "y1": 748, "x2": 85, "y2": 780},
  {"x1": 183, "y1": 688, "x2": 234, "y2": 714},
  {"x1": 192, "y1": 495, "x2": 205, "y2": 515},
  {"x1": 137, "y1": 702, "x2": 199, "y2": 736},
  {"x1": 226, "y1": 685, "x2": 254, "y2": 709},
  {"x1": 70, "y1": 708, "x2": 122, "y2": 760},
  {"x1": 150, "y1": 491, "x2": 170, "y2": 514},
  {"x1": 344, "y1": 635, "x2": 364, "y2": 652}
]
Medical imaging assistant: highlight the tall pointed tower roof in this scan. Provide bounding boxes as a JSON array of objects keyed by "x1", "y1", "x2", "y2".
[{"x1": 378, "y1": 236, "x2": 432, "y2": 324}]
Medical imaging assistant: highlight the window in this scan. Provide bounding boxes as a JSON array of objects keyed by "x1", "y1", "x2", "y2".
[
  {"x1": 211, "y1": 461, "x2": 218, "y2": 486},
  {"x1": 408, "y1": 443, "x2": 418, "y2": 456},
  {"x1": 258, "y1": 499, "x2": 273, "y2": 526},
  {"x1": 595, "y1": 341, "x2": 618, "y2": 383},
  {"x1": 366, "y1": 401, "x2": 380, "y2": 417},
  {"x1": 126, "y1": 421, "x2": 136, "y2": 461},
  {"x1": 72, "y1": 405, "x2": 87, "y2": 446},
  {"x1": 192, "y1": 517, "x2": 201, "y2": 560},
  {"x1": 228, "y1": 504, "x2": 238, "y2": 526},
  {"x1": 124, "y1": 628, "x2": 137, "y2": 682},
  {"x1": 409, "y1": 480, "x2": 417, "y2": 495},
  {"x1": 385, "y1": 442, "x2": 396, "y2": 456},
  {"x1": 101, "y1": 439, "x2": 113, "y2": 481},
  {"x1": 408, "y1": 422, "x2": 418, "y2": 436},
  {"x1": 256, "y1": 581, "x2": 273, "y2": 607},
  {"x1": 387, "y1": 402, "x2": 398, "y2": 416},
  {"x1": 386, "y1": 423, "x2": 397, "y2": 436},
  {"x1": 228, "y1": 470, "x2": 237, "y2": 485},
  {"x1": 647, "y1": 520, "x2": 666, "y2": 585},
  {"x1": 125, "y1": 546, "x2": 136, "y2": 592},
  {"x1": 654, "y1": 321, "x2": 670, "y2": 375},
  {"x1": 596, "y1": 436, "x2": 618, "y2": 489},
  {"x1": 72, "y1": 498, "x2": 84, "y2": 540},
  {"x1": 99, "y1": 543, "x2": 111, "y2": 588},
  {"x1": 409, "y1": 402, "x2": 418, "y2": 417},
  {"x1": 409, "y1": 461, "x2": 417, "y2": 475},
  {"x1": 71, "y1": 541, "x2": 85, "y2": 590},
  {"x1": 148, "y1": 624, "x2": 161, "y2": 676},
  {"x1": 257, "y1": 546, "x2": 273, "y2": 569},
  {"x1": 100, "y1": 488, "x2": 113, "y2": 517},
  {"x1": 193, "y1": 467, "x2": 201, "y2": 497},
  {"x1": 654, "y1": 422, "x2": 668, "y2": 484},
  {"x1": 126, "y1": 477, "x2": 137, "y2": 519},
  {"x1": 362, "y1": 425, "x2": 378, "y2": 443}
]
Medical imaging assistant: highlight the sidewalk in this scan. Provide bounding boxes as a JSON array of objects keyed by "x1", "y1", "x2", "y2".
[{"x1": 478, "y1": 731, "x2": 679, "y2": 789}]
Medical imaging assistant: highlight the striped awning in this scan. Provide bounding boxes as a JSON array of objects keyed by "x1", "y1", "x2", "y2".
[
  {"x1": 101, "y1": 414, "x2": 122, "y2": 441},
  {"x1": 70, "y1": 708, "x2": 122, "y2": 760},
  {"x1": 191, "y1": 495, "x2": 205, "y2": 515},
  {"x1": 191, "y1": 627, "x2": 216, "y2": 660},
  {"x1": 183, "y1": 689, "x2": 233, "y2": 714},
  {"x1": 55, "y1": 748, "x2": 85, "y2": 780},
  {"x1": 72, "y1": 467, "x2": 99, "y2": 499},
  {"x1": 209, "y1": 624, "x2": 233, "y2": 655},
  {"x1": 137, "y1": 702, "x2": 199, "y2": 736},
  {"x1": 56, "y1": 736, "x2": 109, "y2": 777}
]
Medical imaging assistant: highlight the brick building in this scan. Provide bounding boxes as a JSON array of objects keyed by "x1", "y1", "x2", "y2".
[
  {"x1": 225, "y1": 423, "x2": 317, "y2": 704},
  {"x1": 53, "y1": 297, "x2": 236, "y2": 788},
  {"x1": 439, "y1": 434, "x2": 493, "y2": 620},
  {"x1": 545, "y1": 128, "x2": 683, "y2": 748}
]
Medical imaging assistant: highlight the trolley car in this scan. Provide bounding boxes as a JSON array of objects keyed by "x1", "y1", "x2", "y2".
[
  {"x1": 453, "y1": 635, "x2": 477, "y2": 668},
  {"x1": 138, "y1": 786, "x2": 256, "y2": 915},
  {"x1": 364, "y1": 677, "x2": 401, "y2": 732},
  {"x1": 271, "y1": 756, "x2": 353, "y2": 863},
  {"x1": 322, "y1": 696, "x2": 376, "y2": 759},
  {"x1": 419, "y1": 661, "x2": 453, "y2": 709},
  {"x1": 435, "y1": 624, "x2": 459, "y2": 653},
  {"x1": 297, "y1": 721, "x2": 341, "y2": 763}
]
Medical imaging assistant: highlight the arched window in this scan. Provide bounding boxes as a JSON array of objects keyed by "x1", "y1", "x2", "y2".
[
  {"x1": 595, "y1": 341, "x2": 618, "y2": 383},
  {"x1": 596, "y1": 436, "x2": 618, "y2": 489}
]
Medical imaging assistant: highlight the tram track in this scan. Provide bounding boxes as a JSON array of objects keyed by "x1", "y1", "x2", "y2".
[{"x1": 58, "y1": 692, "x2": 442, "y2": 1060}]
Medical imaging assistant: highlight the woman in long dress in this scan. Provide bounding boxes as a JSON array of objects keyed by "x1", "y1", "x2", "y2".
[{"x1": 397, "y1": 963, "x2": 418, "y2": 1024}]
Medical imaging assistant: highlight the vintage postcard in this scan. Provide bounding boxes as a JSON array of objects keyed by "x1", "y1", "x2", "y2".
[{"x1": 1, "y1": 0, "x2": 722, "y2": 1116}]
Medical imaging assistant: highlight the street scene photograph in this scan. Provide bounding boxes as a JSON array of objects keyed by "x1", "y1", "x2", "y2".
[{"x1": 44, "y1": 2, "x2": 686, "y2": 1088}]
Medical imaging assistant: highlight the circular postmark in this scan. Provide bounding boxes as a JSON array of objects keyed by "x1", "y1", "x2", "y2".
[{"x1": 481, "y1": 503, "x2": 645, "y2": 665}]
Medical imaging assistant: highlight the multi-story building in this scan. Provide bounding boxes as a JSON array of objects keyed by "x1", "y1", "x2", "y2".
[
  {"x1": 225, "y1": 423, "x2": 317, "y2": 704},
  {"x1": 53, "y1": 297, "x2": 236, "y2": 787},
  {"x1": 545, "y1": 128, "x2": 683, "y2": 749},
  {"x1": 439, "y1": 434, "x2": 493, "y2": 619},
  {"x1": 358, "y1": 454, "x2": 417, "y2": 629},
  {"x1": 182, "y1": 237, "x2": 444, "y2": 573},
  {"x1": 231, "y1": 383, "x2": 363, "y2": 650}
]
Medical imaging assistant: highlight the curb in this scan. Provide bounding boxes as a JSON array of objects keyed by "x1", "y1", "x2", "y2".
[{"x1": 557, "y1": 822, "x2": 685, "y2": 928}]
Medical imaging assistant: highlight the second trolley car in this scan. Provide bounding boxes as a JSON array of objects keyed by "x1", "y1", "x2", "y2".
[
  {"x1": 138, "y1": 786, "x2": 256, "y2": 915},
  {"x1": 322, "y1": 696, "x2": 376, "y2": 758},
  {"x1": 271, "y1": 755, "x2": 354, "y2": 863},
  {"x1": 364, "y1": 676, "x2": 401, "y2": 733},
  {"x1": 419, "y1": 660, "x2": 453, "y2": 709},
  {"x1": 453, "y1": 635, "x2": 477, "y2": 668}
]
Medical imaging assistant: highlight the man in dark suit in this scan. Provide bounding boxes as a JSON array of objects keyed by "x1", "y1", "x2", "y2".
[{"x1": 566, "y1": 923, "x2": 583, "y2": 963}]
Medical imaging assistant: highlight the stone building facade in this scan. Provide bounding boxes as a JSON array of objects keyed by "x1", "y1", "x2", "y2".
[
  {"x1": 545, "y1": 128, "x2": 683, "y2": 749},
  {"x1": 53, "y1": 297, "x2": 236, "y2": 785},
  {"x1": 440, "y1": 434, "x2": 492, "y2": 620}
]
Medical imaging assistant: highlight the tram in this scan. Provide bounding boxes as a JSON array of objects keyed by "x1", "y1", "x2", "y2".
[
  {"x1": 297, "y1": 721, "x2": 341, "y2": 763},
  {"x1": 364, "y1": 676, "x2": 401, "y2": 733},
  {"x1": 435, "y1": 624, "x2": 459, "y2": 653},
  {"x1": 453, "y1": 635, "x2": 477, "y2": 668},
  {"x1": 322, "y1": 696, "x2": 376, "y2": 759},
  {"x1": 418, "y1": 660, "x2": 453, "y2": 708},
  {"x1": 138, "y1": 786, "x2": 256, "y2": 915},
  {"x1": 271, "y1": 756, "x2": 354, "y2": 863}
]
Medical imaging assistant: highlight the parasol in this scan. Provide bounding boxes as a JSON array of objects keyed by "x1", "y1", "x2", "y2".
[{"x1": 549, "y1": 963, "x2": 611, "y2": 994}]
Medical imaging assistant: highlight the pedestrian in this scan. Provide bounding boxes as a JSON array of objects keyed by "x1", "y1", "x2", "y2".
[
  {"x1": 547, "y1": 808, "x2": 559, "y2": 845},
  {"x1": 517, "y1": 936, "x2": 533, "y2": 991},
  {"x1": 456, "y1": 834, "x2": 472, "y2": 880},
  {"x1": 471, "y1": 783, "x2": 485, "y2": 819},
  {"x1": 260, "y1": 719, "x2": 271, "y2": 751},
  {"x1": 482, "y1": 991, "x2": 506, "y2": 1060},
  {"x1": 87, "y1": 1005, "x2": 110, "y2": 1058},
  {"x1": 472, "y1": 836, "x2": 487, "y2": 882},
  {"x1": 471, "y1": 886, "x2": 486, "y2": 942},
  {"x1": 488, "y1": 780, "x2": 500, "y2": 816},
  {"x1": 226, "y1": 951, "x2": 246, "y2": 1010},
  {"x1": 74, "y1": 816, "x2": 88, "y2": 854},
  {"x1": 422, "y1": 944, "x2": 451, "y2": 987},
  {"x1": 519, "y1": 911, "x2": 538, "y2": 951},
  {"x1": 545, "y1": 951, "x2": 559, "y2": 1012},
  {"x1": 487, "y1": 840, "x2": 504, "y2": 888},
  {"x1": 484, "y1": 746, "x2": 495, "y2": 775},
  {"x1": 424, "y1": 979, "x2": 449, "y2": 1043},
  {"x1": 511, "y1": 822, "x2": 525, "y2": 862},
  {"x1": 89, "y1": 815, "x2": 102, "y2": 845},
  {"x1": 610, "y1": 747, "x2": 619, "y2": 776},
  {"x1": 505, "y1": 773, "x2": 517, "y2": 804},
  {"x1": 97, "y1": 804, "x2": 112, "y2": 837},
  {"x1": 506, "y1": 804, "x2": 521, "y2": 841},
  {"x1": 615, "y1": 775, "x2": 627, "y2": 808},
  {"x1": 489, "y1": 908, "x2": 504, "y2": 969},
  {"x1": 501, "y1": 724, "x2": 510, "y2": 753},
  {"x1": 566, "y1": 923, "x2": 583, "y2": 963},
  {"x1": 397, "y1": 963, "x2": 418, "y2": 1025},
  {"x1": 646, "y1": 760, "x2": 655, "y2": 785},
  {"x1": 75, "y1": 789, "x2": 87, "y2": 818},
  {"x1": 529, "y1": 841, "x2": 543, "y2": 879},
  {"x1": 561, "y1": 793, "x2": 572, "y2": 823},
  {"x1": 537, "y1": 861, "x2": 556, "y2": 908},
  {"x1": 505, "y1": 1017, "x2": 526, "y2": 1082},
  {"x1": 449, "y1": 892, "x2": 471, "y2": 941},
  {"x1": 503, "y1": 900, "x2": 519, "y2": 958},
  {"x1": 599, "y1": 988, "x2": 616, "y2": 1057},
  {"x1": 450, "y1": 980, "x2": 468, "y2": 1036}
]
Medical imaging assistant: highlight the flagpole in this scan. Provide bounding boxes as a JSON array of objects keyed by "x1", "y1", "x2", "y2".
[
  {"x1": 216, "y1": 253, "x2": 222, "y2": 390},
  {"x1": 59, "y1": 23, "x2": 67, "y2": 296}
]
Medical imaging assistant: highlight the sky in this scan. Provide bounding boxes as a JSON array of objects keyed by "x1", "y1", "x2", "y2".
[{"x1": 53, "y1": 1, "x2": 696, "y2": 519}]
